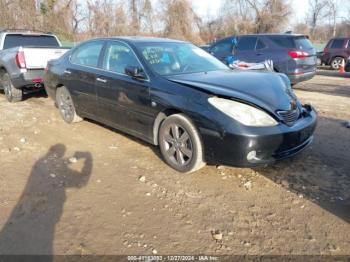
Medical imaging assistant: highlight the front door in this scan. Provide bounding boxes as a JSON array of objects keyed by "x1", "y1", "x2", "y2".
[{"x1": 95, "y1": 40, "x2": 153, "y2": 140}]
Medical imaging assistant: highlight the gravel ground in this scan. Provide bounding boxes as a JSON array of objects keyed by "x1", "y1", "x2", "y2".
[{"x1": 0, "y1": 75, "x2": 349, "y2": 256}]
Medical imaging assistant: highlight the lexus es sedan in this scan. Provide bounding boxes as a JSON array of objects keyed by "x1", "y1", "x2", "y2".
[{"x1": 44, "y1": 37, "x2": 317, "y2": 173}]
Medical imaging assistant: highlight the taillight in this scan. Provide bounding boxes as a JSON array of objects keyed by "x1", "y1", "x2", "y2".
[
  {"x1": 44, "y1": 65, "x2": 49, "y2": 73},
  {"x1": 288, "y1": 50, "x2": 309, "y2": 59},
  {"x1": 16, "y1": 51, "x2": 26, "y2": 68}
]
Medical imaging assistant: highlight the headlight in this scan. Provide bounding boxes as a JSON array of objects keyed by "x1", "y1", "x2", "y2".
[{"x1": 208, "y1": 97, "x2": 278, "y2": 127}]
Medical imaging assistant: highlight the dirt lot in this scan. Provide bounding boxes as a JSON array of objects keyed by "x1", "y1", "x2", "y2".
[{"x1": 0, "y1": 75, "x2": 349, "y2": 256}]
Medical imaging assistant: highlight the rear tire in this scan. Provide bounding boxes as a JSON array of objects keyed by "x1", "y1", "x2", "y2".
[
  {"x1": 330, "y1": 57, "x2": 344, "y2": 70},
  {"x1": 2, "y1": 73, "x2": 23, "y2": 102},
  {"x1": 159, "y1": 114, "x2": 206, "y2": 173},
  {"x1": 56, "y1": 86, "x2": 82, "y2": 123}
]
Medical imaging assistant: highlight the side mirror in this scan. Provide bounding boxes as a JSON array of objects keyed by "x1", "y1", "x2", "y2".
[{"x1": 125, "y1": 66, "x2": 147, "y2": 80}]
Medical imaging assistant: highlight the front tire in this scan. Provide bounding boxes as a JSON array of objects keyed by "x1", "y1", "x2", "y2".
[
  {"x1": 159, "y1": 114, "x2": 205, "y2": 173},
  {"x1": 56, "y1": 86, "x2": 82, "y2": 123},
  {"x1": 330, "y1": 57, "x2": 344, "y2": 70},
  {"x1": 2, "y1": 73, "x2": 23, "y2": 102}
]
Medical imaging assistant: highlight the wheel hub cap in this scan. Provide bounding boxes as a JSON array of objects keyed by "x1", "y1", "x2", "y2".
[{"x1": 163, "y1": 124, "x2": 193, "y2": 167}]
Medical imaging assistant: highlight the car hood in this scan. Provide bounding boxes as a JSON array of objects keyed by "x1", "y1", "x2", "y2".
[{"x1": 166, "y1": 70, "x2": 297, "y2": 112}]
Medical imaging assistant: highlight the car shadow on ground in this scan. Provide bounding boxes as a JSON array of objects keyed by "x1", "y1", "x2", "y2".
[
  {"x1": 23, "y1": 89, "x2": 48, "y2": 101},
  {"x1": 316, "y1": 70, "x2": 350, "y2": 79},
  {"x1": 88, "y1": 112, "x2": 350, "y2": 223},
  {"x1": 294, "y1": 83, "x2": 350, "y2": 98},
  {"x1": 0, "y1": 144, "x2": 93, "y2": 255},
  {"x1": 255, "y1": 116, "x2": 350, "y2": 224},
  {"x1": 85, "y1": 118, "x2": 164, "y2": 160},
  {"x1": 0, "y1": 89, "x2": 47, "y2": 102},
  {"x1": 88, "y1": 114, "x2": 350, "y2": 224}
]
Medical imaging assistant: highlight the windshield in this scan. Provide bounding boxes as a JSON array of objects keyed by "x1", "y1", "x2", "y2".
[
  {"x1": 3, "y1": 34, "x2": 60, "y2": 49},
  {"x1": 135, "y1": 42, "x2": 228, "y2": 76}
]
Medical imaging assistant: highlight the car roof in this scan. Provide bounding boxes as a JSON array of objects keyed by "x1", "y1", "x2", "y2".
[
  {"x1": 99, "y1": 36, "x2": 187, "y2": 44},
  {"x1": 330, "y1": 37, "x2": 350, "y2": 40},
  {"x1": 0, "y1": 29, "x2": 54, "y2": 36},
  {"x1": 238, "y1": 33, "x2": 307, "y2": 37}
]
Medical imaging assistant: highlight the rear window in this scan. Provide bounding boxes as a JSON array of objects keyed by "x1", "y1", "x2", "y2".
[
  {"x1": 269, "y1": 36, "x2": 295, "y2": 48},
  {"x1": 330, "y1": 39, "x2": 345, "y2": 49},
  {"x1": 3, "y1": 34, "x2": 60, "y2": 49},
  {"x1": 294, "y1": 36, "x2": 313, "y2": 50},
  {"x1": 269, "y1": 36, "x2": 313, "y2": 50}
]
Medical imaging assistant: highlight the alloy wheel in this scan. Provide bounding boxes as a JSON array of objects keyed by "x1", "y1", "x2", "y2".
[
  {"x1": 162, "y1": 123, "x2": 193, "y2": 167},
  {"x1": 331, "y1": 58, "x2": 343, "y2": 70},
  {"x1": 58, "y1": 91, "x2": 74, "y2": 122}
]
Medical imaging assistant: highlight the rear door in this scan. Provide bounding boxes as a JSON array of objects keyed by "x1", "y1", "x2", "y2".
[
  {"x1": 253, "y1": 38, "x2": 269, "y2": 62},
  {"x1": 64, "y1": 40, "x2": 105, "y2": 116},
  {"x1": 328, "y1": 38, "x2": 345, "y2": 62},
  {"x1": 235, "y1": 36, "x2": 258, "y2": 62}
]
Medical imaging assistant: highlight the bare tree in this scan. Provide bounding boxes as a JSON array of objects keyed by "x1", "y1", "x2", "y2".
[
  {"x1": 130, "y1": 0, "x2": 140, "y2": 33},
  {"x1": 160, "y1": 0, "x2": 203, "y2": 43},
  {"x1": 244, "y1": 0, "x2": 292, "y2": 33},
  {"x1": 213, "y1": 0, "x2": 291, "y2": 37},
  {"x1": 308, "y1": 0, "x2": 328, "y2": 38},
  {"x1": 325, "y1": 0, "x2": 339, "y2": 37},
  {"x1": 71, "y1": 0, "x2": 86, "y2": 35}
]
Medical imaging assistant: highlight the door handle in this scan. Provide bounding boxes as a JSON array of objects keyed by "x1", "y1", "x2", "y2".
[
  {"x1": 96, "y1": 77, "x2": 107, "y2": 83},
  {"x1": 64, "y1": 70, "x2": 72, "y2": 74}
]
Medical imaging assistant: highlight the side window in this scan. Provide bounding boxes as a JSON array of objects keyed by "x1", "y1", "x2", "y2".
[
  {"x1": 70, "y1": 41, "x2": 104, "y2": 67},
  {"x1": 236, "y1": 37, "x2": 258, "y2": 51},
  {"x1": 256, "y1": 39, "x2": 266, "y2": 50},
  {"x1": 269, "y1": 37, "x2": 295, "y2": 48},
  {"x1": 211, "y1": 39, "x2": 233, "y2": 54},
  {"x1": 330, "y1": 39, "x2": 344, "y2": 49},
  {"x1": 102, "y1": 41, "x2": 142, "y2": 74}
]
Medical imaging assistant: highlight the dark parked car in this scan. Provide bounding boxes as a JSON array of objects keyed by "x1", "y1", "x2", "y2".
[
  {"x1": 44, "y1": 37, "x2": 317, "y2": 173},
  {"x1": 209, "y1": 34, "x2": 317, "y2": 84},
  {"x1": 320, "y1": 37, "x2": 350, "y2": 70}
]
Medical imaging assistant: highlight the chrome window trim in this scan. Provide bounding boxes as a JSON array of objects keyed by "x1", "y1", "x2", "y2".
[
  {"x1": 69, "y1": 39, "x2": 150, "y2": 82},
  {"x1": 69, "y1": 39, "x2": 105, "y2": 69}
]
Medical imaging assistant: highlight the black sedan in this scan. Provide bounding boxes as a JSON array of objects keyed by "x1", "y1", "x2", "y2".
[{"x1": 44, "y1": 37, "x2": 317, "y2": 173}]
